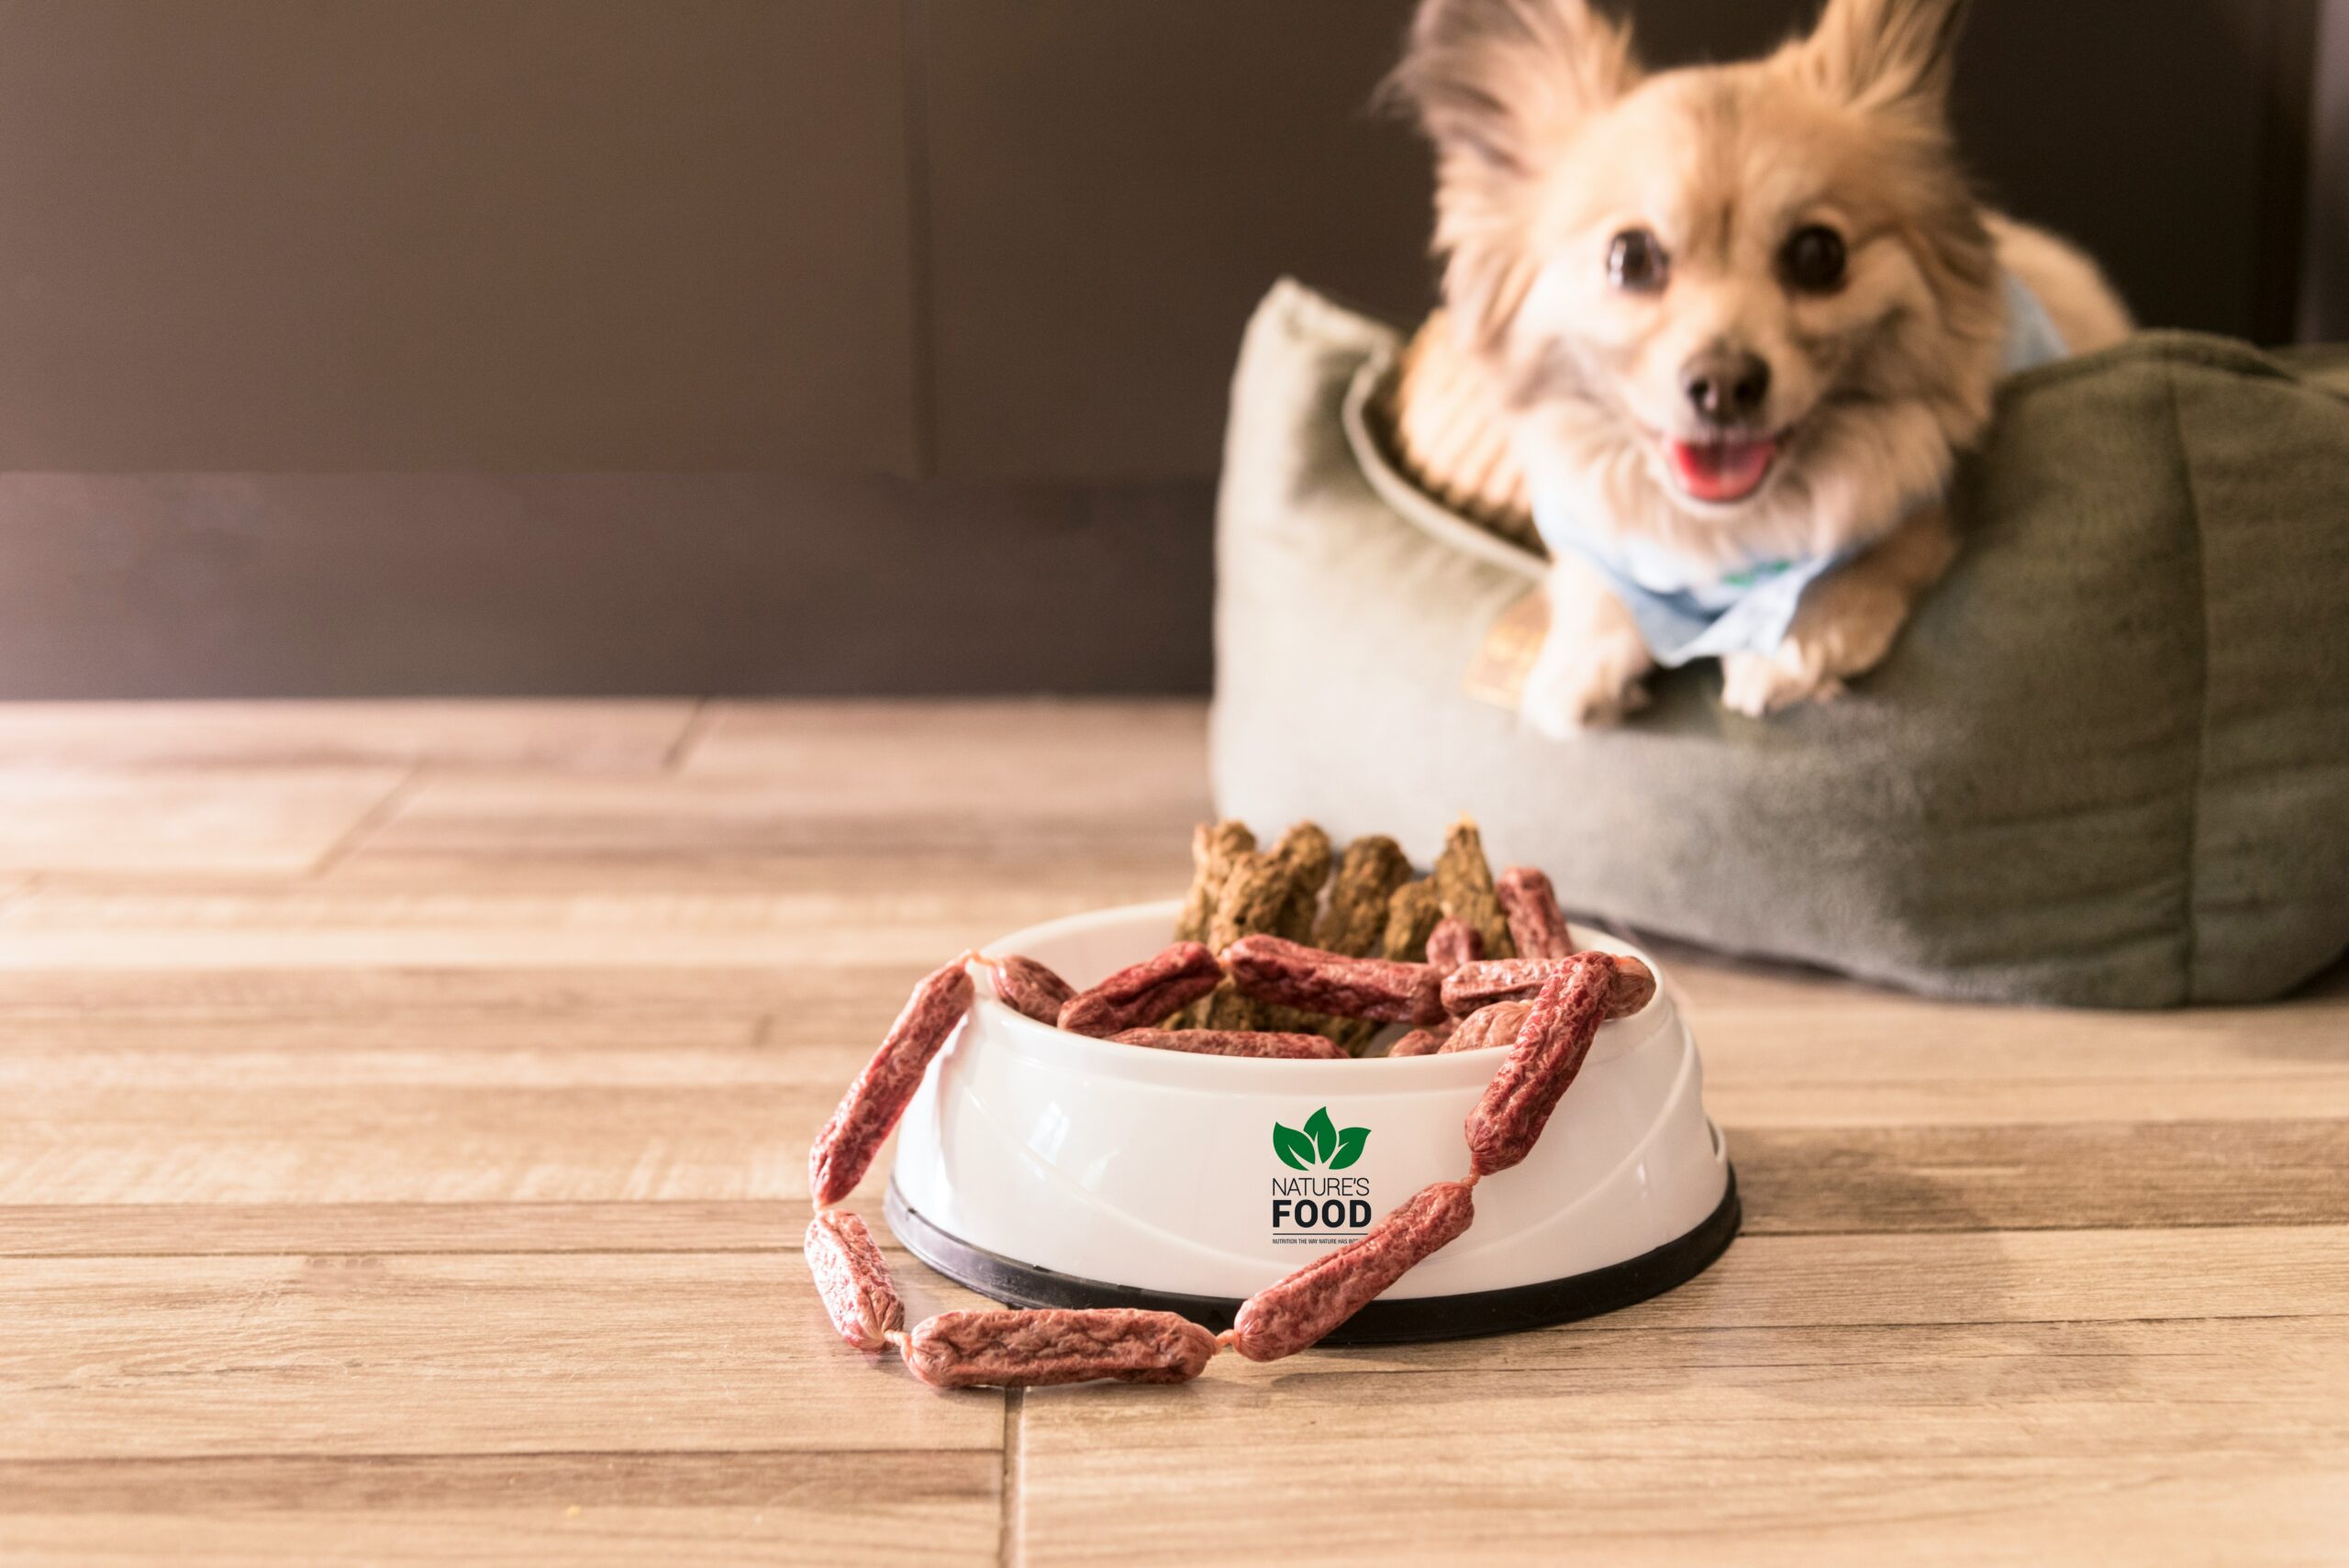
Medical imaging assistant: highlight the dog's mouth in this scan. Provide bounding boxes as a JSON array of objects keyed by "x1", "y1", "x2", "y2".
[{"x1": 1664, "y1": 434, "x2": 1782, "y2": 505}]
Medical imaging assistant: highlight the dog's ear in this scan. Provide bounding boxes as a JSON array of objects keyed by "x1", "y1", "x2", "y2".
[
  {"x1": 1387, "y1": 0, "x2": 1642, "y2": 353},
  {"x1": 1389, "y1": 0, "x2": 1641, "y2": 178},
  {"x1": 1797, "y1": 0, "x2": 1970, "y2": 116}
]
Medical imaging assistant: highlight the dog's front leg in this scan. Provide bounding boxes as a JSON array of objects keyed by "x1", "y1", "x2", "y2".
[
  {"x1": 1719, "y1": 505, "x2": 1959, "y2": 717},
  {"x1": 1520, "y1": 554, "x2": 1655, "y2": 737}
]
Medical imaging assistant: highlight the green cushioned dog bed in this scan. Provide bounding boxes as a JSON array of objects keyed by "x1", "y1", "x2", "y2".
[{"x1": 1210, "y1": 280, "x2": 2349, "y2": 1007}]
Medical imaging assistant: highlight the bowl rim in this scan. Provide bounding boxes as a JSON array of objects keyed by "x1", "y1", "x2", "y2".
[{"x1": 963, "y1": 898, "x2": 1673, "y2": 1094}]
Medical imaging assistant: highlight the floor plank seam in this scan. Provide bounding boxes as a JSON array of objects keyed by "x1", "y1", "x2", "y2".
[
  {"x1": 306, "y1": 763, "x2": 428, "y2": 878},
  {"x1": 998, "y1": 1387, "x2": 1024, "y2": 1568},
  {"x1": 659, "y1": 697, "x2": 718, "y2": 772}
]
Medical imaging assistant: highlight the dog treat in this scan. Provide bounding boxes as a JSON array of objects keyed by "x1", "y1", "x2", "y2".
[
  {"x1": 1464, "y1": 956, "x2": 1612, "y2": 1180},
  {"x1": 1314, "y1": 837, "x2": 1414, "y2": 957},
  {"x1": 1111, "y1": 1028, "x2": 1350, "y2": 1062},
  {"x1": 1270, "y1": 822, "x2": 1335, "y2": 943},
  {"x1": 1059, "y1": 942, "x2": 1224, "y2": 1038},
  {"x1": 1310, "y1": 837, "x2": 1416, "y2": 1054},
  {"x1": 1437, "y1": 1000, "x2": 1532, "y2": 1054},
  {"x1": 1228, "y1": 1180, "x2": 1477, "y2": 1362},
  {"x1": 1194, "y1": 851, "x2": 1295, "y2": 1030},
  {"x1": 1443, "y1": 953, "x2": 1656, "y2": 1021},
  {"x1": 1175, "y1": 820, "x2": 1257, "y2": 945},
  {"x1": 980, "y1": 953, "x2": 1076, "y2": 1026},
  {"x1": 1221, "y1": 935, "x2": 1448, "y2": 1027},
  {"x1": 1425, "y1": 917, "x2": 1484, "y2": 974},
  {"x1": 1433, "y1": 817, "x2": 1517, "y2": 962},
  {"x1": 803, "y1": 1210, "x2": 904, "y2": 1352},
  {"x1": 1382, "y1": 879, "x2": 1444, "y2": 963},
  {"x1": 1387, "y1": 1022, "x2": 1456, "y2": 1058},
  {"x1": 1496, "y1": 866, "x2": 1573, "y2": 961},
  {"x1": 897, "y1": 1308, "x2": 1220, "y2": 1389},
  {"x1": 808, "y1": 959, "x2": 975, "y2": 1208}
]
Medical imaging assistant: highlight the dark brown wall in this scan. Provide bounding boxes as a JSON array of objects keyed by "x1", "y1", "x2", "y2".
[
  {"x1": 0, "y1": 1, "x2": 918, "y2": 473},
  {"x1": 0, "y1": 0, "x2": 2335, "y2": 696},
  {"x1": 2307, "y1": 0, "x2": 2349, "y2": 339}
]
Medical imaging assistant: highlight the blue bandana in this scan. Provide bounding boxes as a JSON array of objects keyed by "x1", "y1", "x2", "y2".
[{"x1": 1530, "y1": 271, "x2": 2070, "y2": 668}]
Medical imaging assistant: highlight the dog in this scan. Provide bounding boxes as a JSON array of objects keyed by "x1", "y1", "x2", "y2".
[{"x1": 1385, "y1": 0, "x2": 2133, "y2": 731}]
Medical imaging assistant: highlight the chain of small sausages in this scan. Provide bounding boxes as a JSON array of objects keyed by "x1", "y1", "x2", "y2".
[{"x1": 805, "y1": 868, "x2": 1632, "y2": 1388}]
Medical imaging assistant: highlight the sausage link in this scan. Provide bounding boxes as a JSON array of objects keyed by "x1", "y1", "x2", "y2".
[
  {"x1": 1425, "y1": 917, "x2": 1485, "y2": 974},
  {"x1": 1464, "y1": 956, "x2": 1612, "y2": 1179},
  {"x1": 1442, "y1": 952, "x2": 1656, "y2": 1021},
  {"x1": 1386, "y1": 1022, "x2": 1455, "y2": 1058},
  {"x1": 808, "y1": 960, "x2": 975, "y2": 1208},
  {"x1": 899, "y1": 1308, "x2": 1220, "y2": 1389},
  {"x1": 1229, "y1": 1181, "x2": 1477, "y2": 1362},
  {"x1": 1110, "y1": 1028, "x2": 1351, "y2": 1061},
  {"x1": 803, "y1": 1209, "x2": 903, "y2": 1352},
  {"x1": 981, "y1": 953, "x2": 1076, "y2": 1026},
  {"x1": 1220, "y1": 935, "x2": 1447, "y2": 1027},
  {"x1": 1058, "y1": 942, "x2": 1225, "y2": 1038},
  {"x1": 1436, "y1": 1000, "x2": 1532, "y2": 1054},
  {"x1": 1496, "y1": 866, "x2": 1573, "y2": 961}
]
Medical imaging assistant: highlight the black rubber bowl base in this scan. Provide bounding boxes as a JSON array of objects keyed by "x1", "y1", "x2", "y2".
[{"x1": 884, "y1": 1170, "x2": 1739, "y2": 1347}]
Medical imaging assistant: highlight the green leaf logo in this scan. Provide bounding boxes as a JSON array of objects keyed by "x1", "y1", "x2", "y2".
[
  {"x1": 1303, "y1": 1107, "x2": 1338, "y2": 1163},
  {"x1": 1273, "y1": 1107, "x2": 1370, "y2": 1171}
]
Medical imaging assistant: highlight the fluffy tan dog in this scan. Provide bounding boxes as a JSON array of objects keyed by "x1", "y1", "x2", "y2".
[{"x1": 1386, "y1": 0, "x2": 2132, "y2": 730}]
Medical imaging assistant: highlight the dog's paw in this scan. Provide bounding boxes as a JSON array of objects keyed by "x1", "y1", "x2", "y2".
[
  {"x1": 1719, "y1": 648, "x2": 1845, "y2": 717},
  {"x1": 1722, "y1": 570, "x2": 1914, "y2": 717},
  {"x1": 1520, "y1": 641, "x2": 1652, "y2": 738}
]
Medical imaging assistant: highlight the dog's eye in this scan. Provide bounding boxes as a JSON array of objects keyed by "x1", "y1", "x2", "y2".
[
  {"x1": 1607, "y1": 229, "x2": 1669, "y2": 293},
  {"x1": 1782, "y1": 225, "x2": 1848, "y2": 294}
]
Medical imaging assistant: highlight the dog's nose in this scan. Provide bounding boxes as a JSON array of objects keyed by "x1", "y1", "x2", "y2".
[{"x1": 1682, "y1": 350, "x2": 1772, "y2": 425}]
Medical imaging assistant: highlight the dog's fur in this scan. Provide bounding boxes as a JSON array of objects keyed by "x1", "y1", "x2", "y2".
[{"x1": 1386, "y1": 0, "x2": 2132, "y2": 728}]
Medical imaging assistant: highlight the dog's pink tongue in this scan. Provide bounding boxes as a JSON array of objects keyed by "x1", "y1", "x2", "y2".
[{"x1": 1669, "y1": 438, "x2": 1778, "y2": 503}]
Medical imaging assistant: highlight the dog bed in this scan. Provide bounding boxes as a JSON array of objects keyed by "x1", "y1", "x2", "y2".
[{"x1": 1210, "y1": 280, "x2": 2349, "y2": 1007}]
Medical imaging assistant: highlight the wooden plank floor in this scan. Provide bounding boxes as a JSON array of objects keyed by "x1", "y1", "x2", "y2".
[{"x1": 2, "y1": 699, "x2": 2343, "y2": 1565}]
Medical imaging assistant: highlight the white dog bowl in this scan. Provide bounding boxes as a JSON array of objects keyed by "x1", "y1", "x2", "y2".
[{"x1": 886, "y1": 900, "x2": 1736, "y2": 1343}]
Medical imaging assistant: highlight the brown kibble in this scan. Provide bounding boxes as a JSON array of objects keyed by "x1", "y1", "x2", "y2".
[
  {"x1": 1300, "y1": 836, "x2": 1412, "y2": 1054},
  {"x1": 1194, "y1": 851, "x2": 1294, "y2": 1030},
  {"x1": 1314, "y1": 837, "x2": 1413, "y2": 958},
  {"x1": 1176, "y1": 821, "x2": 1256, "y2": 946},
  {"x1": 1434, "y1": 817, "x2": 1517, "y2": 962},
  {"x1": 1269, "y1": 822, "x2": 1334, "y2": 942},
  {"x1": 1382, "y1": 879, "x2": 1443, "y2": 962}
]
